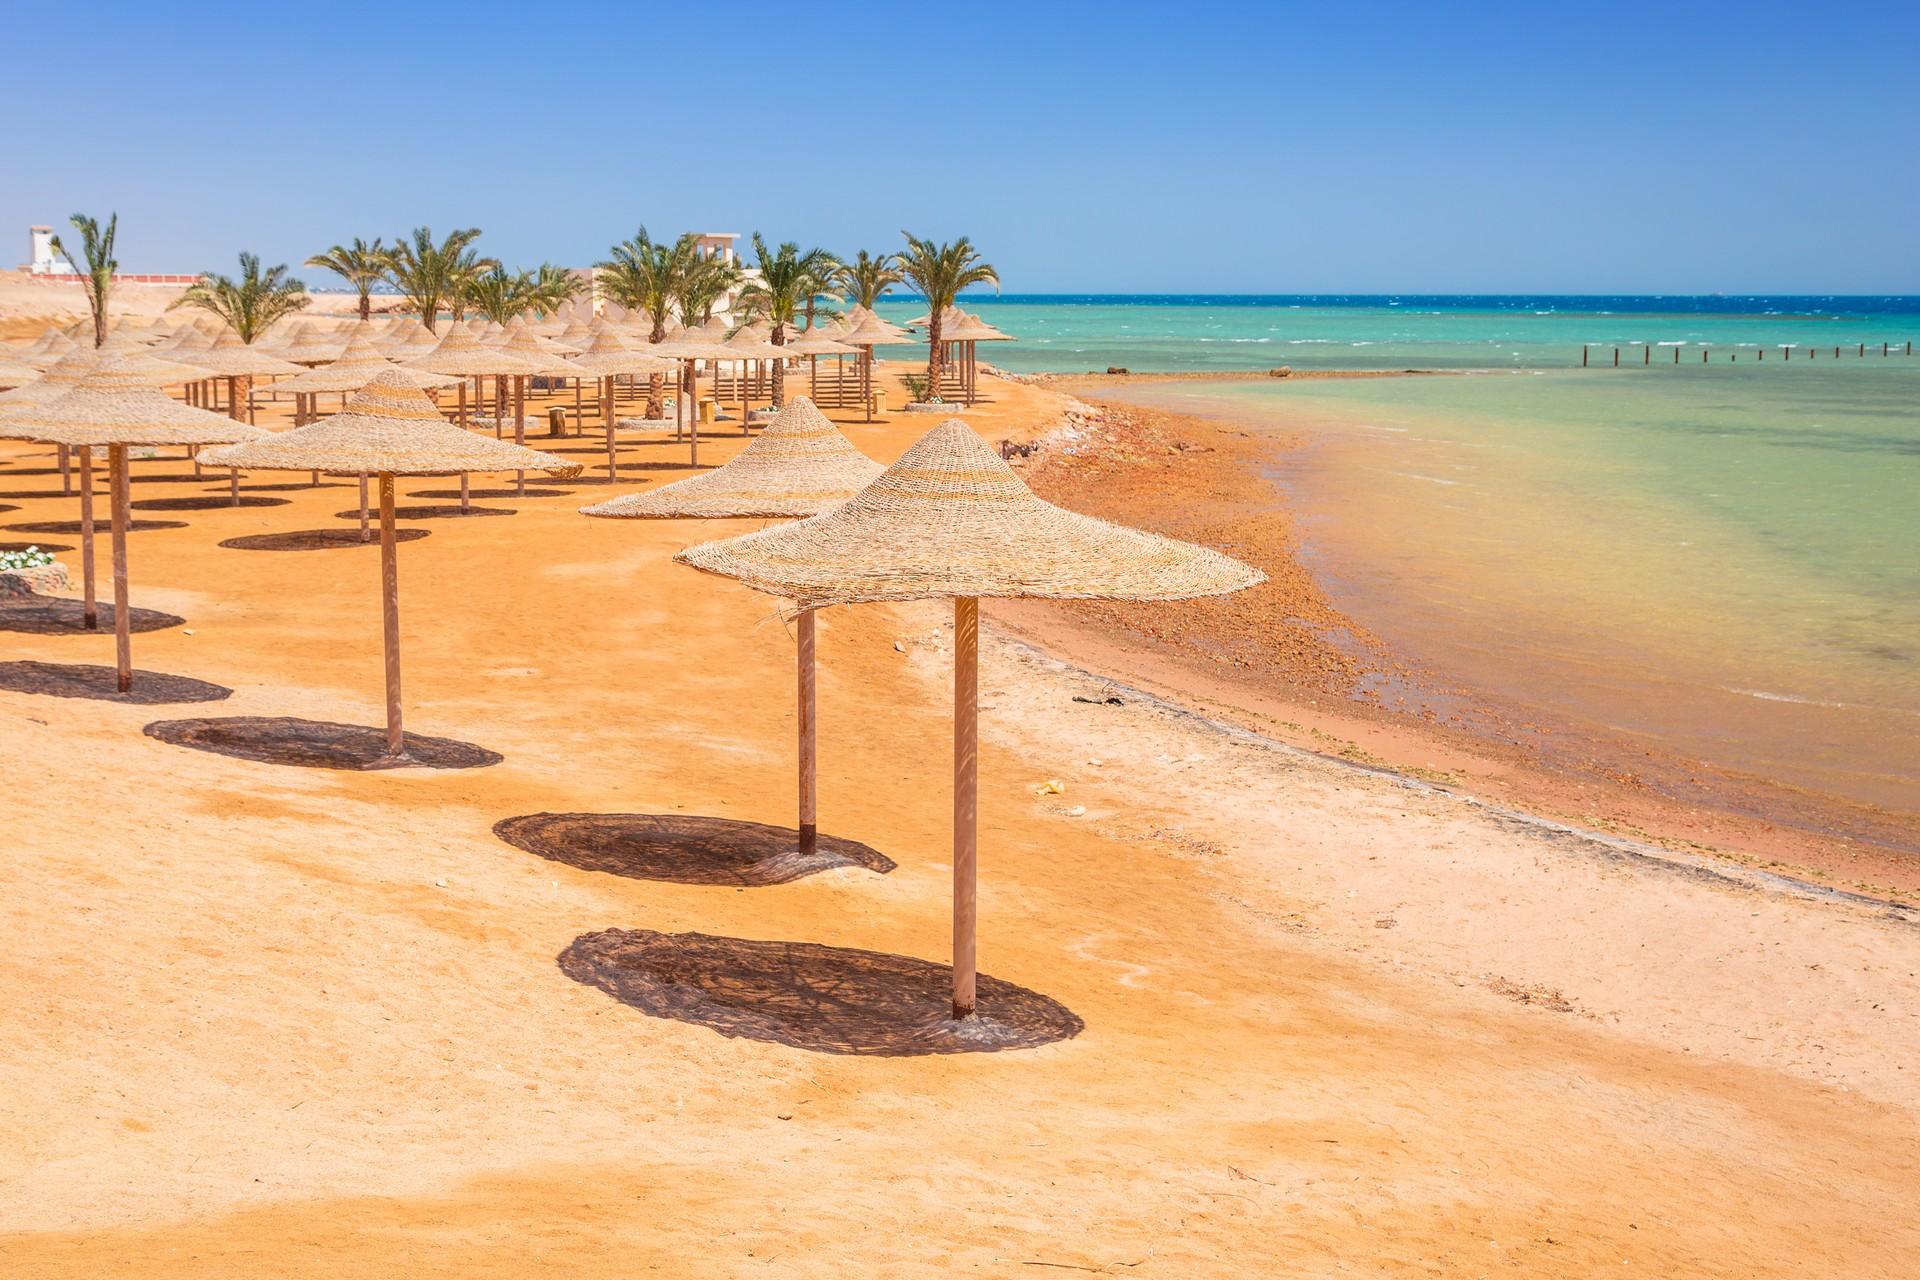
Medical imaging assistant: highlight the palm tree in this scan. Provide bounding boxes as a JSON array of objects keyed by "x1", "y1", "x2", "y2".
[
  {"x1": 597, "y1": 227, "x2": 698, "y2": 417},
  {"x1": 897, "y1": 234, "x2": 999, "y2": 399},
  {"x1": 171, "y1": 252, "x2": 310, "y2": 418},
  {"x1": 172, "y1": 252, "x2": 310, "y2": 342},
  {"x1": 528, "y1": 263, "x2": 587, "y2": 317},
  {"x1": 463, "y1": 266, "x2": 538, "y2": 417},
  {"x1": 734, "y1": 235, "x2": 840, "y2": 405},
  {"x1": 305, "y1": 237, "x2": 389, "y2": 321},
  {"x1": 382, "y1": 227, "x2": 492, "y2": 332},
  {"x1": 674, "y1": 253, "x2": 740, "y2": 327},
  {"x1": 48, "y1": 213, "x2": 118, "y2": 347},
  {"x1": 833, "y1": 249, "x2": 903, "y2": 311}
]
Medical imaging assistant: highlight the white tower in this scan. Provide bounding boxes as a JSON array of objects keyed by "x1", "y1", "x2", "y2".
[{"x1": 28, "y1": 225, "x2": 73, "y2": 275}]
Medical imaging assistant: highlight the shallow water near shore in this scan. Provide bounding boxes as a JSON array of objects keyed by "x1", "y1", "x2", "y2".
[{"x1": 1103, "y1": 364, "x2": 1920, "y2": 819}]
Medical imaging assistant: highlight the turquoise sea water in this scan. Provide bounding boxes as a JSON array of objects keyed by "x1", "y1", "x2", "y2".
[
  {"x1": 872, "y1": 295, "x2": 1920, "y2": 373},
  {"x1": 871, "y1": 297, "x2": 1920, "y2": 821}
]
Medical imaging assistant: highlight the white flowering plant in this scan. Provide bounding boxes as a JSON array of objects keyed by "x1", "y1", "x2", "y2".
[{"x1": 0, "y1": 546, "x2": 55, "y2": 572}]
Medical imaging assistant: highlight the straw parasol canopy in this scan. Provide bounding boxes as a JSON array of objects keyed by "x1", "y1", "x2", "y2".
[
  {"x1": 171, "y1": 331, "x2": 303, "y2": 423},
  {"x1": 269, "y1": 334, "x2": 464, "y2": 395},
  {"x1": 200, "y1": 370, "x2": 578, "y2": 764},
  {"x1": 836, "y1": 310, "x2": 916, "y2": 421},
  {"x1": 10, "y1": 355, "x2": 268, "y2": 690},
  {"x1": 24, "y1": 328, "x2": 79, "y2": 361},
  {"x1": 406, "y1": 317, "x2": 544, "y2": 380},
  {"x1": 680, "y1": 418, "x2": 1260, "y2": 605},
  {"x1": 203, "y1": 370, "x2": 577, "y2": 478},
  {"x1": 584, "y1": 396, "x2": 880, "y2": 519},
  {"x1": 559, "y1": 330, "x2": 680, "y2": 478},
  {"x1": 174, "y1": 330, "x2": 304, "y2": 379},
  {"x1": 678, "y1": 419, "x2": 1262, "y2": 1020},
  {"x1": 0, "y1": 352, "x2": 44, "y2": 387}
]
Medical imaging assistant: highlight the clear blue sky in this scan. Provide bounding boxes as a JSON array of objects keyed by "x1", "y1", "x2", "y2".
[{"x1": 6, "y1": 1, "x2": 1916, "y2": 294}]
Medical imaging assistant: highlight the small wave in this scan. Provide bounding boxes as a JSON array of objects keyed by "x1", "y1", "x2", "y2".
[
  {"x1": 1724, "y1": 687, "x2": 1848, "y2": 709},
  {"x1": 1393, "y1": 471, "x2": 1459, "y2": 486}
]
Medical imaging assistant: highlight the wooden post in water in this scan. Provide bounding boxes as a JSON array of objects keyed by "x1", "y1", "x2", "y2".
[
  {"x1": 109, "y1": 444, "x2": 132, "y2": 693},
  {"x1": 1613, "y1": 347, "x2": 1620, "y2": 367},
  {"x1": 797, "y1": 608, "x2": 817, "y2": 857},
  {"x1": 1644, "y1": 345, "x2": 1650, "y2": 365},
  {"x1": 1859, "y1": 343, "x2": 1866, "y2": 357},
  {"x1": 1674, "y1": 346, "x2": 1680, "y2": 363},
  {"x1": 1582, "y1": 345, "x2": 1588, "y2": 367},
  {"x1": 378, "y1": 473, "x2": 406, "y2": 761},
  {"x1": 952, "y1": 595, "x2": 980, "y2": 1021},
  {"x1": 1883, "y1": 343, "x2": 1889, "y2": 357}
]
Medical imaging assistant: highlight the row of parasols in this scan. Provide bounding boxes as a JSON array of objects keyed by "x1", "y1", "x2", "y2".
[{"x1": 0, "y1": 352, "x2": 1252, "y2": 1024}]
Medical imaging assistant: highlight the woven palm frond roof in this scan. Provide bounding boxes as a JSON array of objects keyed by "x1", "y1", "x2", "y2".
[
  {"x1": 676, "y1": 418, "x2": 1264, "y2": 607},
  {"x1": 583, "y1": 396, "x2": 882, "y2": 520},
  {"x1": 200, "y1": 369, "x2": 581, "y2": 477}
]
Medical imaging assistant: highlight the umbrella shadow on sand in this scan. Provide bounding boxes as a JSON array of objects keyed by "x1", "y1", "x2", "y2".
[
  {"x1": 143, "y1": 716, "x2": 501, "y2": 770},
  {"x1": 493, "y1": 812, "x2": 895, "y2": 887},
  {"x1": 558, "y1": 928, "x2": 1084, "y2": 1057},
  {"x1": 131, "y1": 495, "x2": 291, "y2": 511},
  {"x1": 330, "y1": 505, "x2": 515, "y2": 521},
  {"x1": 0, "y1": 592, "x2": 183, "y2": 634},
  {"x1": 0, "y1": 661, "x2": 231, "y2": 704},
  {"x1": 5, "y1": 518, "x2": 187, "y2": 536},
  {"x1": 219, "y1": 528, "x2": 430, "y2": 552}
]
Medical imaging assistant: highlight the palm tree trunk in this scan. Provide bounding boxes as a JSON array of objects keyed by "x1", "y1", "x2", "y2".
[
  {"x1": 926, "y1": 315, "x2": 945, "y2": 398},
  {"x1": 647, "y1": 374, "x2": 663, "y2": 420},
  {"x1": 359, "y1": 292, "x2": 372, "y2": 322},
  {"x1": 227, "y1": 376, "x2": 247, "y2": 422},
  {"x1": 771, "y1": 326, "x2": 786, "y2": 407}
]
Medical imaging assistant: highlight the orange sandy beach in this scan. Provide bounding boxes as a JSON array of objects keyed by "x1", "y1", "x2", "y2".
[{"x1": 1, "y1": 336, "x2": 1917, "y2": 1277}]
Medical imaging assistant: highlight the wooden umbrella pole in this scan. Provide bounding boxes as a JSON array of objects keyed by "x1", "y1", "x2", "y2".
[
  {"x1": 358, "y1": 474, "x2": 370, "y2": 542},
  {"x1": 513, "y1": 375, "x2": 526, "y2": 496},
  {"x1": 798, "y1": 607, "x2": 817, "y2": 856},
  {"x1": 573, "y1": 377, "x2": 581, "y2": 432},
  {"x1": 110, "y1": 445, "x2": 132, "y2": 693},
  {"x1": 58, "y1": 443, "x2": 72, "y2": 495},
  {"x1": 78, "y1": 447, "x2": 97, "y2": 630},
  {"x1": 229, "y1": 467, "x2": 241, "y2": 505},
  {"x1": 604, "y1": 377, "x2": 617, "y2": 478},
  {"x1": 952, "y1": 595, "x2": 979, "y2": 1020},
  {"x1": 690, "y1": 380, "x2": 700, "y2": 468},
  {"x1": 378, "y1": 473, "x2": 406, "y2": 761}
]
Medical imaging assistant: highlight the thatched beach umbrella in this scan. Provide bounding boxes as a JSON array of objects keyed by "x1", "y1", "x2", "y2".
[
  {"x1": 838, "y1": 310, "x2": 915, "y2": 422},
  {"x1": 201, "y1": 371, "x2": 578, "y2": 763},
  {"x1": 563, "y1": 331, "x2": 679, "y2": 480},
  {"x1": 174, "y1": 331, "x2": 302, "y2": 425},
  {"x1": 406, "y1": 319, "x2": 545, "y2": 510},
  {"x1": 497, "y1": 327, "x2": 591, "y2": 495},
  {"x1": 0, "y1": 352, "x2": 43, "y2": 388},
  {"x1": 0, "y1": 348, "x2": 192, "y2": 494},
  {"x1": 13, "y1": 356, "x2": 267, "y2": 688},
  {"x1": 783, "y1": 327, "x2": 858, "y2": 407},
  {"x1": 23, "y1": 328, "x2": 78, "y2": 364},
  {"x1": 939, "y1": 311, "x2": 1013, "y2": 406},
  {"x1": 651, "y1": 332, "x2": 739, "y2": 463},
  {"x1": 270, "y1": 334, "x2": 466, "y2": 536},
  {"x1": 679, "y1": 419, "x2": 1264, "y2": 1019},
  {"x1": 586, "y1": 396, "x2": 883, "y2": 860}
]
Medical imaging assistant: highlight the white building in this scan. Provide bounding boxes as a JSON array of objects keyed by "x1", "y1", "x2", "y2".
[{"x1": 27, "y1": 225, "x2": 74, "y2": 275}]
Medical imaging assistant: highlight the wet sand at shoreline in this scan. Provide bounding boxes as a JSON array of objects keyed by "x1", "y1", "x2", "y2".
[
  {"x1": 1027, "y1": 376, "x2": 1920, "y2": 896},
  {"x1": 1, "y1": 351, "x2": 1918, "y2": 1275}
]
